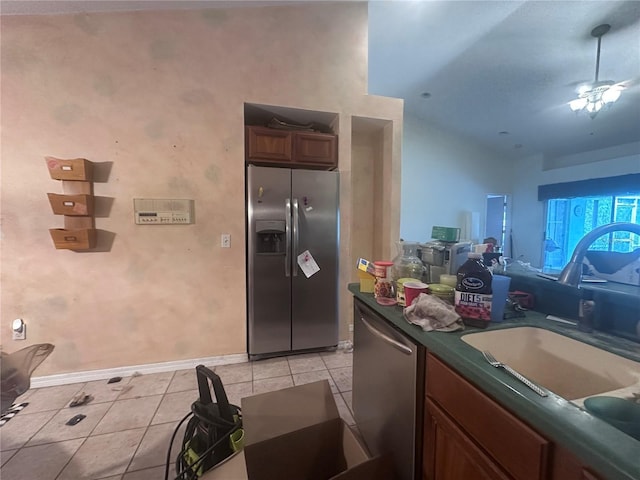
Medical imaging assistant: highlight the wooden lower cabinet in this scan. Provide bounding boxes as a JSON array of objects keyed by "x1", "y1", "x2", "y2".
[
  {"x1": 423, "y1": 353, "x2": 604, "y2": 480},
  {"x1": 424, "y1": 399, "x2": 511, "y2": 480}
]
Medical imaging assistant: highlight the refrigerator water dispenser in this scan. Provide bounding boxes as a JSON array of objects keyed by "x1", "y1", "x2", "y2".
[{"x1": 256, "y1": 220, "x2": 285, "y2": 254}]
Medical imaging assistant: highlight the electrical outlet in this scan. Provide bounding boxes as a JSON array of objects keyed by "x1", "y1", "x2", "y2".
[
  {"x1": 12, "y1": 319, "x2": 26, "y2": 340},
  {"x1": 221, "y1": 234, "x2": 231, "y2": 248},
  {"x1": 348, "y1": 323, "x2": 354, "y2": 332}
]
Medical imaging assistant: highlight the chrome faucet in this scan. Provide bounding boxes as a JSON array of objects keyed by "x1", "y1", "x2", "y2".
[{"x1": 557, "y1": 222, "x2": 640, "y2": 286}]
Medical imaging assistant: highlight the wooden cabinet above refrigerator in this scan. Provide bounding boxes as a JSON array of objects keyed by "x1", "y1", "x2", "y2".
[{"x1": 245, "y1": 126, "x2": 337, "y2": 170}]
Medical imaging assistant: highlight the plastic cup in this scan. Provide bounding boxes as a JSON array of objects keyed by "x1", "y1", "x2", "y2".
[
  {"x1": 491, "y1": 275, "x2": 511, "y2": 322},
  {"x1": 404, "y1": 281, "x2": 429, "y2": 307}
]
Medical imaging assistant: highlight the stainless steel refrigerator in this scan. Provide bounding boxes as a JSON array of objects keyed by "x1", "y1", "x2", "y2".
[{"x1": 247, "y1": 165, "x2": 339, "y2": 358}]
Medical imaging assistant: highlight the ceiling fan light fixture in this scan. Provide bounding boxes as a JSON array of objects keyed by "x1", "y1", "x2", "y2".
[
  {"x1": 602, "y1": 86, "x2": 621, "y2": 103},
  {"x1": 586, "y1": 101, "x2": 601, "y2": 113},
  {"x1": 569, "y1": 97, "x2": 588, "y2": 111},
  {"x1": 569, "y1": 23, "x2": 624, "y2": 118}
]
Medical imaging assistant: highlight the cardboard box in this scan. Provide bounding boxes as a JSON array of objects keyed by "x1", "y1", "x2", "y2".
[{"x1": 202, "y1": 381, "x2": 395, "y2": 480}]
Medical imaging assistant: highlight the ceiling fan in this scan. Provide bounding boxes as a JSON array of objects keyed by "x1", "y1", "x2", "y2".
[{"x1": 569, "y1": 24, "x2": 626, "y2": 119}]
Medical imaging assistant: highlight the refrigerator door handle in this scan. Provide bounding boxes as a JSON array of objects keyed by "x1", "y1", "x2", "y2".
[
  {"x1": 285, "y1": 198, "x2": 291, "y2": 277},
  {"x1": 292, "y1": 198, "x2": 299, "y2": 277},
  {"x1": 355, "y1": 305, "x2": 413, "y2": 355}
]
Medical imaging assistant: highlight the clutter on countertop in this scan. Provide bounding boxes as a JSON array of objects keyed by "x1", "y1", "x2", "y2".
[
  {"x1": 404, "y1": 293, "x2": 464, "y2": 332},
  {"x1": 357, "y1": 270, "x2": 375, "y2": 293},
  {"x1": 438, "y1": 274, "x2": 457, "y2": 289},
  {"x1": 373, "y1": 261, "x2": 395, "y2": 303},
  {"x1": 403, "y1": 281, "x2": 429, "y2": 307},
  {"x1": 431, "y1": 226, "x2": 460, "y2": 243},
  {"x1": 427, "y1": 283, "x2": 455, "y2": 305},
  {"x1": 454, "y1": 252, "x2": 493, "y2": 329},
  {"x1": 391, "y1": 241, "x2": 425, "y2": 282},
  {"x1": 395, "y1": 277, "x2": 422, "y2": 306}
]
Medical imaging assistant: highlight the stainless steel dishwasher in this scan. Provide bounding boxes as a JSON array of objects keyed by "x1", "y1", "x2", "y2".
[{"x1": 352, "y1": 298, "x2": 424, "y2": 480}]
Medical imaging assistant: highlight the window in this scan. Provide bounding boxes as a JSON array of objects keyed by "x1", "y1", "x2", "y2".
[{"x1": 543, "y1": 195, "x2": 640, "y2": 270}]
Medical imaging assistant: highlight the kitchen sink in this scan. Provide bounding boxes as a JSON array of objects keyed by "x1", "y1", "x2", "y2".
[{"x1": 462, "y1": 326, "x2": 640, "y2": 402}]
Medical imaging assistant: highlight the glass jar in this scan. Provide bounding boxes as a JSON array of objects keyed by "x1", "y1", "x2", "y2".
[{"x1": 391, "y1": 241, "x2": 425, "y2": 282}]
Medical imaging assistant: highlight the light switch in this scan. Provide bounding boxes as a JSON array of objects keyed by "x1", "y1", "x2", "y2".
[{"x1": 221, "y1": 234, "x2": 231, "y2": 248}]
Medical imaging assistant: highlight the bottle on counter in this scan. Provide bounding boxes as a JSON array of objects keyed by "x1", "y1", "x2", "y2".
[
  {"x1": 455, "y1": 252, "x2": 493, "y2": 328},
  {"x1": 578, "y1": 289, "x2": 595, "y2": 333}
]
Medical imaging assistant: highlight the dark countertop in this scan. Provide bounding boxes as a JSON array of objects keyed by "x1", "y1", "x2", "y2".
[
  {"x1": 504, "y1": 267, "x2": 640, "y2": 342},
  {"x1": 348, "y1": 283, "x2": 640, "y2": 480}
]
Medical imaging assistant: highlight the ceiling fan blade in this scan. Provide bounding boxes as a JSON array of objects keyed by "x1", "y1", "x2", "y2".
[
  {"x1": 615, "y1": 77, "x2": 640, "y2": 89},
  {"x1": 565, "y1": 80, "x2": 590, "y2": 89}
]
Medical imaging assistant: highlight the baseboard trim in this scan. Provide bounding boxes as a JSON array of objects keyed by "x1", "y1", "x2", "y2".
[
  {"x1": 31, "y1": 341, "x2": 353, "y2": 389},
  {"x1": 30, "y1": 353, "x2": 249, "y2": 388}
]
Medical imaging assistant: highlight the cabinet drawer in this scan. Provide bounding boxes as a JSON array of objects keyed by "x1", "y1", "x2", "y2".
[
  {"x1": 47, "y1": 193, "x2": 94, "y2": 216},
  {"x1": 426, "y1": 353, "x2": 549, "y2": 480},
  {"x1": 49, "y1": 228, "x2": 96, "y2": 250},
  {"x1": 45, "y1": 157, "x2": 93, "y2": 181}
]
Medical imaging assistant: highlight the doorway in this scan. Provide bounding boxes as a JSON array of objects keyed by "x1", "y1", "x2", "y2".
[{"x1": 485, "y1": 194, "x2": 509, "y2": 257}]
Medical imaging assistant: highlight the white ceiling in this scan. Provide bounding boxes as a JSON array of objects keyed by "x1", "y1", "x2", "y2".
[
  {"x1": 3, "y1": 0, "x2": 639, "y2": 162},
  {"x1": 368, "y1": 0, "x2": 640, "y2": 161}
]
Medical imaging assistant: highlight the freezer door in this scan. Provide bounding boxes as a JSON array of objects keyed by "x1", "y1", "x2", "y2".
[
  {"x1": 247, "y1": 165, "x2": 292, "y2": 355},
  {"x1": 290, "y1": 169, "x2": 339, "y2": 350}
]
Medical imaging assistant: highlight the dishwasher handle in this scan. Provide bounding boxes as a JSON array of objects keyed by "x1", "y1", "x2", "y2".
[{"x1": 356, "y1": 306, "x2": 413, "y2": 355}]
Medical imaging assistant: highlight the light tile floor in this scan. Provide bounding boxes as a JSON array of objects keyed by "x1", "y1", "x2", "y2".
[{"x1": 0, "y1": 350, "x2": 353, "y2": 480}]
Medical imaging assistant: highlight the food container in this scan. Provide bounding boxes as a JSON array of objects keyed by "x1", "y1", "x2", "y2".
[
  {"x1": 373, "y1": 261, "x2": 394, "y2": 277},
  {"x1": 395, "y1": 277, "x2": 422, "y2": 306},
  {"x1": 373, "y1": 261, "x2": 394, "y2": 299},
  {"x1": 358, "y1": 271, "x2": 375, "y2": 294},
  {"x1": 374, "y1": 277, "x2": 394, "y2": 299},
  {"x1": 439, "y1": 274, "x2": 457, "y2": 288},
  {"x1": 428, "y1": 283, "x2": 455, "y2": 305}
]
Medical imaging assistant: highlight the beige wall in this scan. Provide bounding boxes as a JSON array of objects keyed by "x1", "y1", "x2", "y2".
[{"x1": 1, "y1": 4, "x2": 402, "y2": 375}]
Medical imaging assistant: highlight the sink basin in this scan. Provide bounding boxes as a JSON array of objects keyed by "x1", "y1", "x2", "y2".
[{"x1": 462, "y1": 327, "x2": 640, "y2": 401}]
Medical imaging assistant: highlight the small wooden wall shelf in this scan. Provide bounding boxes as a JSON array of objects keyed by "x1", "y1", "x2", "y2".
[
  {"x1": 46, "y1": 157, "x2": 93, "y2": 181},
  {"x1": 49, "y1": 228, "x2": 97, "y2": 250},
  {"x1": 47, "y1": 193, "x2": 94, "y2": 216},
  {"x1": 45, "y1": 157, "x2": 96, "y2": 250}
]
